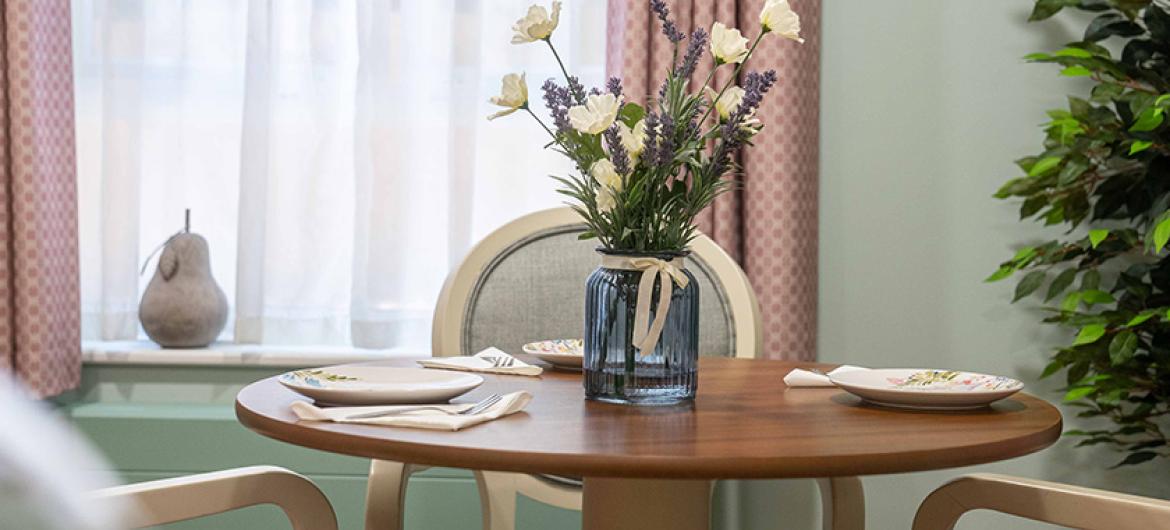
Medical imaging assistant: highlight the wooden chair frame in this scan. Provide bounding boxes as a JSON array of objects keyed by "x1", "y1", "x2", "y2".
[
  {"x1": 93, "y1": 465, "x2": 338, "y2": 530},
  {"x1": 913, "y1": 473, "x2": 1170, "y2": 530}
]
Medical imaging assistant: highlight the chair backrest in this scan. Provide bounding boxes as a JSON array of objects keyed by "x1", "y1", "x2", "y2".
[
  {"x1": 912, "y1": 473, "x2": 1170, "y2": 530},
  {"x1": 432, "y1": 208, "x2": 761, "y2": 358}
]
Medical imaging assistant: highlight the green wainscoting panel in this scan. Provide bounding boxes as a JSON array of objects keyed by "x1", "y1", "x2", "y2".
[
  {"x1": 64, "y1": 402, "x2": 371, "y2": 475},
  {"x1": 57, "y1": 363, "x2": 585, "y2": 530}
]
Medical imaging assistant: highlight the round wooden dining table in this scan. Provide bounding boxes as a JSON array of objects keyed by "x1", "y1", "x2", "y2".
[{"x1": 236, "y1": 357, "x2": 1063, "y2": 530}]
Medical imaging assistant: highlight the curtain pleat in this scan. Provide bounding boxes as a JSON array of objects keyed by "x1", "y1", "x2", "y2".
[{"x1": 0, "y1": 0, "x2": 81, "y2": 397}]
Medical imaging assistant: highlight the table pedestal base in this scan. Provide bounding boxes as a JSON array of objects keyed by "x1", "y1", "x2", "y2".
[{"x1": 582, "y1": 477, "x2": 712, "y2": 530}]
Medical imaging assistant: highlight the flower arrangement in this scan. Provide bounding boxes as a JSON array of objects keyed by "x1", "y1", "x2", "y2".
[{"x1": 489, "y1": 0, "x2": 803, "y2": 253}]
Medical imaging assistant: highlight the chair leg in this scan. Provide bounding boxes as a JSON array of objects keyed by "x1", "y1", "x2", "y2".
[
  {"x1": 364, "y1": 460, "x2": 415, "y2": 530},
  {"x1": 816, "y1": 477, "x2": 865, "y2": 530},
  {"x1": 474, "y1": 471, "x2": 518, "y2": 530}
]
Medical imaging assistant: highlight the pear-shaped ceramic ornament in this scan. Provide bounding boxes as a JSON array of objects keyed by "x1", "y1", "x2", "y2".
[{"x1": 139, "y1": 211, "x2": 229, "y2": 348}]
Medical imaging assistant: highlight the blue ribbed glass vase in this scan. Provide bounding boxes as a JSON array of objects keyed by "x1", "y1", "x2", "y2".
[{"x1": 583, "y1": 250, "x2": 699, "y2": 406}]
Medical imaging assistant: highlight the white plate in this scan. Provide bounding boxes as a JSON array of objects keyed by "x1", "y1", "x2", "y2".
[
  {"x1": 828, "y1": 369, "x2": 1023, "y2": 410},
  {"x1": 278, "y1": 365, "x2": 483, "y2": 405},
  {"x1": 522, "y1": 339, "x2": 583, "y2": 370}
]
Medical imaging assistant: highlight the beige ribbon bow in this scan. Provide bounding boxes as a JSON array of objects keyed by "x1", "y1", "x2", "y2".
[{"x1": 600, "y1": 255, "x2": 690, "y2": 356}]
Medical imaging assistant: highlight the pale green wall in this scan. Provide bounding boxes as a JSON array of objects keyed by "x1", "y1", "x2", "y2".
[{"x1": 818, "y1": 0, "x2": 1170, "y2": 529}]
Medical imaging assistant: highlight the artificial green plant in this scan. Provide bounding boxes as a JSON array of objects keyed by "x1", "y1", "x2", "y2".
[{"x1": 991, "y1": 0, "x2": 1170, "y2": 466}]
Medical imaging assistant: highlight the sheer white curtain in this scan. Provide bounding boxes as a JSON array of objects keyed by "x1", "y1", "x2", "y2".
[{"x1": 73, "y1": 0, "x2": 607, "y2": 349}]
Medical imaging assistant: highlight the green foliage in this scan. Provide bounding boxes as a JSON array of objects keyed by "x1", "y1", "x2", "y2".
[{"x1": 996, "y1": 0, "x2": 1170, "y2": 467}]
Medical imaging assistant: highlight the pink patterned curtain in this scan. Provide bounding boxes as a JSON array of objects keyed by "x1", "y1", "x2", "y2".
[
  {"x1": 0, "y1": 0, "x2": 81, "y2": 397},
  {"x1": 607, "y1": 0, "x2": 820, "y2": 361}
]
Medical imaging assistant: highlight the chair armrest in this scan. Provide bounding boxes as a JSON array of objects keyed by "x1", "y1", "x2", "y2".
[
  {"x1": 91, "y1": 465, "x2": 337, "y2": 530},
  {"x1": 912, "y1": 473, "x2": 1170, "y2": 530}
]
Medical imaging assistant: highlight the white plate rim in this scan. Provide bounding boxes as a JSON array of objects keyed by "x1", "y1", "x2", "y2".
[
  {"x1": 522, "y1": 339, "x2": 584, "y2": 369},
  {"x1": 521, "y1": 339, "x2": 583, "y2": 357},
  {"x1": 277, "y1": 365, "x2": 484, "y2": 394},
  {"x1": 828, "y1": 368, "x2": 1023, "y2": 396}
]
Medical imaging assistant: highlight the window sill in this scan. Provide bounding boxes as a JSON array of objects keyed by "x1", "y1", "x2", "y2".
[{"x1": 81, "y1": 340, "x2": 427, "y2": 368}]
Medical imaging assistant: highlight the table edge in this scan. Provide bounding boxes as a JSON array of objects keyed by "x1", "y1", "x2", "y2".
[{"x1": 235, "y1": 391, "x2": 1064, "y2": 480}]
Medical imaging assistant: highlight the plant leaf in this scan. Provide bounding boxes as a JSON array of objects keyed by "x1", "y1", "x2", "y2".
[
  {"x1": 1028, "y1": 156, "x2": 1063, "y2": 177},
  {"x1": 1054, "y1": 47, "x2": 1094, "y2": 58},
  {"x1": 618, "y1": 103, "x2": 645, "y2": 128},
  {"x1": 1057, "y1": 157, "x2": 1089, "y2": 184},
  {"x1": 1064, "y1": 386, "x2": 1095, "y2": 401},
  {"x1": 1130, "y1": 139, "x2": 1154, "y2": 155},
  {"x1": 1012, "y1": 246, "x2": 1038, "y2": 263},
  {"x1": 1085, "y1": 13, "x2": 1144, "y2": 42},
  {"x1": 1029, "y1": 0, "x2": 1075, "y2": 21},
  {"x1": 1060, "y1": 65, "x2": 1093, "y2": 77},
  {"x1": 1073, "y1": 323, "x2": 1106, "y2": 345},
  {"x1": 1088, "y1": 229, "x2": 1109, "y2": 248},
  {"x1": 1080, "y1": 289, "x2": 1114, "y2": 305},
  {"x1": 1046, "y1": 268, "x2": 1078, "y2": 301},
  {"x1": 1081, "y1": 269, "x2": 1101, "y2": 290},
  {"x1": 1126, "y1": 311, "x2": 1156, "y2": 327},
  {"x1": 1040, "y1": 360, "x2": 1064, "y2": 379},
  {"x1": 1153, "y1": 215, "x2": 1170, "y2": 253},
  {"x1": 1111, "y1": 451, "x2": 1158, "y2": 468},
  {"x1": 1130, "y1": 108, "x2": 1164, "y2": 132},
  {"x1": 985, "y1": 265, "x2": 1015, "y2": 283},
  {"x1": 1108, "y1": 330, "x2": 1137, "y2": 365},
  {"x1": 1014, "y1": 271, "x2": 1047, "y2": 302}
]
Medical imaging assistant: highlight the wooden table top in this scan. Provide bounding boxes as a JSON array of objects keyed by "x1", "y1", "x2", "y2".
[{"x1": 235, "y1": 357, "x2": 1063, "y2": 480}]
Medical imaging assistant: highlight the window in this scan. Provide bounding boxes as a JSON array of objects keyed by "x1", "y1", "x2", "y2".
[{"x1": 73, "y1": 0, "x2": 607, "y2": 350}]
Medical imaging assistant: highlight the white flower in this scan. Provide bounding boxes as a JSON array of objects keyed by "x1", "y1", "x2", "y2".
[
  {"x1": 710, "y1": 22, "x2": 749, "y2": 64},
  {"x1": 591, "y1": 158, "x2": 623, "y2": 191},
  {"x1": 740, "y1": 115, "x2": 763, "y2": 134},
  {"x1": 511, "y1": 2, "x2": 562, "y2": 44},
  {"x1": 568, "y1": 93, "x2": 623, "y2": 135},
  {"x1": 614, "y1": 120, "x2": 647, "y2": 162},
  {"x1": 759, "y1": 0, "x2": 804, "y2": 43},
  {"x1": 487, "y1": 73, "x2": 528, "y2": 120},
  {"x1": 595, "y1": 186, "x2": 617, "y2": 212},
  {"x1": 704, "y1": 85, "x2": 745, "y2": 121}
]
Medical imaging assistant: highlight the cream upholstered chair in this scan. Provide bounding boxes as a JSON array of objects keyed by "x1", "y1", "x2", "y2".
[
  {"x1": 363, "y1": 208, "x2": 862, "y2": 530},
  {"x1": 431, "y1": 207, "x2": 762, "y2": 364},
  {"x1": 913, "y1": 473, "x2": 1170, "y2": 530}
]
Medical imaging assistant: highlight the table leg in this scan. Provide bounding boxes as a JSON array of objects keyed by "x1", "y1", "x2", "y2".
[
  {"x1": 816, "y1": 477, "x2": 865, "y2": 530},
  {"x1": 364, "y1": 460, "x2": 415, "y2": 530},
  {"x1": 582, "y1": 478, "x2": 712, "y2": 530}
]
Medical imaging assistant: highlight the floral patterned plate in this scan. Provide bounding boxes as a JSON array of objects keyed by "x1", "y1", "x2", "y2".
[
  {"x1": 828, "y1": 369, "x2": 1024, "y2": 410},
  {"x1": 278, "y1": 365, "x2": 483, "y2": 405},
  {"x1": 522, "y1": 339, "x2": 584, "y2": 370}
]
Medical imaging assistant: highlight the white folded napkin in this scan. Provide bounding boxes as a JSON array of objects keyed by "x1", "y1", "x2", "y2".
[
  {"x1": 784, "y1": 365, "x2": 868, "y2": 387},
  {"x1": 416, "y1": 347, "x2": 543, "y2": 376},
  {"x1": 290, "y1": 391, "x2": 532, "y2": 431}
]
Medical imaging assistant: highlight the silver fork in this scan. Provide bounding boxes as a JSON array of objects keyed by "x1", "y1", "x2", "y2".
[
  {"x1": 482, "y1": 355, "x2": 515, "y2": 368},
  {"x1": 341, "y1": 394, "x2": 503, "y2": 420}
]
